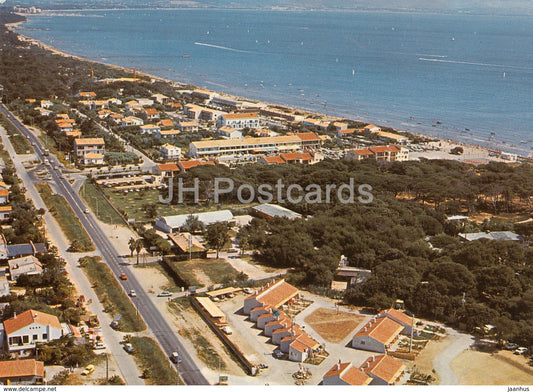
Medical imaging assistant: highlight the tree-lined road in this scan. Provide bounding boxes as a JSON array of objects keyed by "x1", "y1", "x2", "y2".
[{"x1": 0, "y1": 103, "x2": 209, "y2": 385}]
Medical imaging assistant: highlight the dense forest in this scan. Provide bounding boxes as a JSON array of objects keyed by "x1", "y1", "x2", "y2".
[{"x1": 178, "y1": 160, "x2": 533, "y2": 347}]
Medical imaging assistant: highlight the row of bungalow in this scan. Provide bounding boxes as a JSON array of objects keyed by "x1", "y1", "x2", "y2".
[
  {"x1": 243, "y1": 280, "x2": 321, "y2": 362},
  {"x1": 322, "y1": 355, "x2": 405, "y2": 386}
]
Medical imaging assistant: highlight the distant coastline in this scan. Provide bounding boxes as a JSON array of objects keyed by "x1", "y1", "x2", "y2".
[{"x1": 10, "y1": 17, "x2": 531, "y2": 162}]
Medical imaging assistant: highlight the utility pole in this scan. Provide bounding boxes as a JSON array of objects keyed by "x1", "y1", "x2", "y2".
[
  {"x1": 409, "y1": 313, "x2": 415, "y2": 353},
  {"x1": 105, "y1": 353, "x2": 109, "y2": 382}
]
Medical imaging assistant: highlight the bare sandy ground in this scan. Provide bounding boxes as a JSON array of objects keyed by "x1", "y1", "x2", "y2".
[{"x1": 451, "y1": 349, "x2": 533, "y2": 385}]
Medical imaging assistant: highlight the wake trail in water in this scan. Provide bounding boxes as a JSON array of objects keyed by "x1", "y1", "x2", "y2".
[
  {"x1": 419, "y1": 57, "x2": 533, "y2": 71},
  {"x1": 194, "y1": 42, "x2": 253, "y2": 54}
]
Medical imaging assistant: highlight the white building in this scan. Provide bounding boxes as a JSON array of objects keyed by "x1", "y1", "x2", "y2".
[
  {"x1": 189, "y1": 135, "x2": 302, "y2": 158},
  {"x1": 160, "y1": 144, "x2": 182, "y2": 160},
  {"x1": 217, "y1": 126, "x2": 243, "y2": 139},
  {"x1": 351, "y1": 317, "x2": 403, "y2": 353},
  {"x1": 0, "y1": 275, "x2": 10, "y2": 297},
  {"x1": 8, "y1": 256, "x2": 43, "y2": 281},
  {"x1": 217, "y1": 113, "x2": 260, "y2": 130},
  {"x1": 3, "y1": 310, "x2": 63, "y2": 352},
  {"x1": 322, "y1": 362, "x2": 372, "y2": 386},
  {"x1": 122, "y1": 116, "x2": 144, "y2": 126},
  {"x1": 140, "y1": 124, "x2": 161, "y2": 135},
  {"x1": 155, "y1": 210, "x2": 234, "y2": 233}
]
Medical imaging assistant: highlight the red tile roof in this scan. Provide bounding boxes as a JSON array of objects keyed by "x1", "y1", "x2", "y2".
[
  {"x1": 249, "y1": 280, "x2": 299, "y2": 309},
  {"x1": 324, "y1": 362, "x2": 372, "y2": 385},
  {"x1": 0, "y1": 189, "x2": 8, "y2": 197},
  {"x1": 378, "y1": 308, "x2": 414, "y2": 326},
  {"x1": 370, "y1": 145, "x2": 400, "y2": 153},
  {"x1": 280, "y1": 152, "x2": 313, "y2": 162},
  {"x1": 354, "y1": 317, "x2": 403, "y2": 345},
  {"x1": 0, "y1": 359, "x2": 44, "y2": 379},
  {"x1": 295, "y1": 132, "x2": 320, "y2": 141},
  {"x1": 352, "y1": 148, "x2": 374, "y2": 156},
  {"x1": 360, "y1": 354, "x2": 404, "y2": 384},
  {"x1": 262, "y1": 156, "x2": 286, "y2": 164},
  {"x1": 143, "y1": 108, "x2": 159, "y2": 115},
  {"x1": 4, "y1": 309, "x2": 61, "y2": 335},
  {"x1": 224, "y1": 112, "x2": 259, "y2": 120},
  {"x1": 178, "y1": 160, "x2": 216, "y2": 170},
  {"x1": 157, "y1": 163, "x2": 180, "y2": 172}
]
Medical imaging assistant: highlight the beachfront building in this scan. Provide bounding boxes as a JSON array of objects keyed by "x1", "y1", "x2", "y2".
[
  {"x1": 322, "y1": 361, "x2": 372, "y2": 386},
  {"x1": 3, "y1": 309, "x2": 63, "y2": 353},
  {"x1": 295, "y1": 132, "x2": 321, "y2": 150},
  {"x1": 188, "y1": 135, "x2": 302, "y2": 158},
  {"x1": 160, "y1": 144, "x2": 182, "y2": 160},
  {"x1": 217, "y1": 113, "x2": 260, "y2": 130},
  {"x1": 346, "y1": 145, "x2": 409, "y2": 162},
  {"x1": 74, "y1": 138, "x2": 105, "y2": 159}
]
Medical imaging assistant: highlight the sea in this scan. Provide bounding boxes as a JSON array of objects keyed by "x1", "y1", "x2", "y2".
[{"x1": 20, "y1": 8, "x2": 533, "y2": 156}]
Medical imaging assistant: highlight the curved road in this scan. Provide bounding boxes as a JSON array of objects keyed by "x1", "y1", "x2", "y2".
[{"x1": 0, "y1": 103, "x2": 208, "y2": 385}]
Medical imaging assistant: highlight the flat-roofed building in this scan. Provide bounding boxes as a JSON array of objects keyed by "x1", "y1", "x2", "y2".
[
  {"x1": 323, "y1": 361, "x2": 372, "y2": 386},
  {"x1": 352, "y1": 317, "x2": 403, "y2": 353},
  {"x1": 217, "y1": 126, "x2": 243, "y2": 139},
  {"x1": 155, "y1": 210, "x2": 234, "y2": 233},
  {"x1": 217, "y1": 113, "x2": 260, "y2": 130},
  {"x1": 8, "y1": 255, "x2": 43, "y2": 281},
  {"x1": 252, "y1": 204, "x2": 302, "y2": 220},
  {"x1": 243, "y1": 279, "x2": 299, "y2": 314},
  {"x1": 178, "y1": 120, "x2": 199, "y2": 133},
  {"x1": 189, "y1": 135, "x2": 302, "y2": 158},
  {"x1": 359, "y1": 354, "x2": 405, "y2": 385}
]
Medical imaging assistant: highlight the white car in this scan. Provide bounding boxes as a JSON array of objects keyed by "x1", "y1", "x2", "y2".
[
  {"x1": 514, "y1": 347, "x2": 528, "y2": 355},
  {"x1": 129, "y1": 290, "x2": 137, "y2": 297}
]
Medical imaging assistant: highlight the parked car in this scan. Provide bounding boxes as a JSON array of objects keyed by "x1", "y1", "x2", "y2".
[
  {"x1": 157, "y1": 291, "x2": 172, "y2": 297},
  {"x1": 505, "y1": 343, "x2": 519, "y2": 350},
  {"x1": 227, "y1": 292, "x2": 235, "y2": 298},
  {"x1": 211, "y1": 296, "x2": 220, "y2": 302},
  {"x1": 81, "y1": 365, "x2": 95, "y2": 376},
  {"x1": 514, "y1": 347, "x2": 528, "y2": 355},
  {"x1": 120, "y1": 273, "x2": 127, "y2": 280},
  {"x1": 129, "y1": 289, "x2": 136, "y2": 297},
  {"x1": 94, "y1": 342, "x2": 106, "y2": 350},
  {"x1": 123, "y1": 343, "x2": 135, "y2": 354},
  {"x1": 243, "y1": 288, "x2": 253, "y2": 294},
  {"x1": 221, "y1": 326, "x2": 233, "y2": 335}
]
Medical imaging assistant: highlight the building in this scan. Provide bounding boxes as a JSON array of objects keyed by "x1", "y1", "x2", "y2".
[
  {"x1": 0, "y1": 359, "x2": 44, "y2": 385},
  {"x1": 0, "y1": 190, "x2": 8, "y2": 204},
  {"x1": 251, "y1": 204, "x2": 302, "y2": 220},
  {"x1": 295, "y1": 132, "x2": 321, "y2": 150},
  {"x1": 142, "y1": 108, "x2": 160, "y2": 121},
  {"x1": 217, "y1": 126, "x2": 243, "y2": 139},
  {"x1": 189, "y1": 135, "x2": 302, "y2": 158},
  {"x1": 217, "y1": 113, "x2": 260, "y2": 130},
  {"x1": 177, "y1": 120, "x2": 199, "y2": 133},
  {"x1": 458, "y1": 231, "x2": 523, "y2": 242},
  {"x1": 194, "y1": 297, "x2": 226, "y2": 325},
  {"x1": 259, "y1": 156, "x2": 286, "y2": 165},
  {"x1": 359, "y1": 355, "x2": 405, "y2": 385},
  {"x1": 167, "y1": 232, "x2": 206, "y2": 258},
  {"x1": 243, "y1": 279, "x2": 299, "y2": 314},
  {"x1": 137, "y1": 98, "x2": 154, "y2": 107},
  {"x1": 159, "y1": 129, "x2": 181, "y2": 138},
  {"x1": 140, "y1": 124, "x2": 161, "y2": 135},
  {"x1": 331, "y1": 256, "x2": 372, "y2": 290},
  {"x1": 166, "y1": 102, "x2": 183, "y2": 111},
  {"x1": 0, "y1": 235, "x2": 48, "y2": 260},
  {"x1": 121, "y1": 116, "x2": 144, "y2": 126},
  {"x1": 376, "y1": 309, "x2": 417, "y2": 336},
  {"x1": 3, "y1": 309, "x2": 63, "y2": 352},
  {"x1": 287, "y1": 332, "x2": 320, "y2": 362},
  {"x1": 157, "y1": 119, "x2": 174, "y2": 129},
  {"x1": 322, "y1": 361, "x2": 372, "y2": 386},
  {"x1": 352, "y1": 317, "x2": 404, "y2": 353},
  {"x1": 279, "y1": 152, "x2": 314, "y2": 164},
  {"x1": 160, "y1": 144, "x2": 182, "y2": 160},
  {"x1": 346, "y1": 145, "x2": 409, "y2": 162},
  {"x1": 155, "y1": 210, "x2": 234, "y2": 233},
  {"x1": 177, "y1": 160, "x2": 215, "y2": 172},
  {"x1": 337, "y1": 129, "x2": 359, "y2": 138},
  {"x1": 82, "y1": 152, "x2": 105, "y2": 166},
  {"x1": 40, "y1": 100, "x2": 53, "y2": 109},
  {"x1": 8, "y1": 256, "x2": 43, "y2": 281},
  {"x1": 151, "y1": 93, "x2": 169, "y2": 105},
  {"x1": 184, "y1": 104, "x2": 203, "y2": 120},
  {"x1": 76, "y1": 91, "x2": 96, "y2": 99},
  {"x1": 153, "y1": 163, "x2": 180, "y2": 178},
  {"x1": 0, "y1": 275, "x2": 10, "y2": 297},
  {"x1": 74, "y1": 138, "x2": 105, "y2": 159}
]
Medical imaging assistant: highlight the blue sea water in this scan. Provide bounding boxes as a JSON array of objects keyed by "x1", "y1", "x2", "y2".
[{"x1": 21, "y1": 9, "x2": 533, "y2": 155}]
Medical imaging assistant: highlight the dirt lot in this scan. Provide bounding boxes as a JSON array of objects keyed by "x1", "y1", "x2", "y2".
[
  {"x1": 412, "y1": 336, "x2": 453, "y2": 384},
  {"x1": 304, "y1": 308, "x2": 366, "y2": 344},
  {"x1": 451, "y1": 349, "x2": 533, "y2": 385}
]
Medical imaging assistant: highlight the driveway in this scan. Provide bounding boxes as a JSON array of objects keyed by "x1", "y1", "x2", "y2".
[{"x1": 432, "y1": 328, "x2": 475, "y2": 384}]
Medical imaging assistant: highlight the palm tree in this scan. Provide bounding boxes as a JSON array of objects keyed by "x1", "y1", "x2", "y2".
[
  {"x1": 135, "y1": 239, "x2": 143, "y2": 265},
  {"x1": 128, "y1": 237, "x2": 136, "y2": 258}
]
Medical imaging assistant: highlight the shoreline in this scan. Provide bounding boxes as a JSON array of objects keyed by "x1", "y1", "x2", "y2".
[{"x1": 9, "y1": 21, "x2": 531, "y2": 162}]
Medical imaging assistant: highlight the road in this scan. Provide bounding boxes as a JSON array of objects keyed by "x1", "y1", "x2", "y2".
[
  {"x1": 0, "y1": 103, "x2": 209, "y2": 385},
  {"x1": 432, "y1": 328, "x2": 474, "y2": 384}
]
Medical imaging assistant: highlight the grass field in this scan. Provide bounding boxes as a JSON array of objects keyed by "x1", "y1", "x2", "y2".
[
  {"x1": 304, "y1": 308, "x2": 367, "y2": 344},
  {"x1": 79, "y1": 256, "x2": 146, "y2": 332},
  {"x1": 36, "y1": 183, "x2": 95, "y2": 252},
  {"x1": 80, "y1": 181, "x2": 125, "y2": 226},
  {"x1": 129, "y1": 336, "x2": 179, "y2": 385},
  {"x1": 179, "y1": 328, "x2": 226, "y2": 371},
  {"x1": 164, "y1": 257, "x2": 241, "y2": 288}
]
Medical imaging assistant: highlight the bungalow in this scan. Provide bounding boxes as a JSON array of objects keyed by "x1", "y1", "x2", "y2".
[
  {"x1": 3, "y1": 309, "x2": 63, "y2": 352},
  {"x1": 287, "y1": 331, "x2": 320, "y2": 362},
  {"x1": 256, "y1": 312, "x2": 278, "y2": 329},
  {"x1": 153, "y1": 163, "x2": 180, "y2": 178},
  {"x1": 250, "y1": 306, "x2": 272, "y2": 322},
  {"x1": 243, "y1": 279, "x2": 299, "y2": 314},
  {"x1": 363, "y1": 124, "x2": 381, "y2": 133},
  {"x1": 160, "y1": 144, "x2": 182, "y2": 160},
  {"x1": 159, "y1": 129, "x2": 181, "y2": 138},
  {"x1": 125, "y1": 100, "x2": 142, "y2": 112},
  {"x1": 359, "y1": 354, "x2": 405, "y2": 385},
  {"x1": 346, "y1": 148, "x2": 374, "y2": 161},
  {"x1": 279, "y1": 152, "x2": 313, "y2": 164},
  {"x1": 151, "y1": 93, "x2": 169, "y2": 104},
  {"x1": 97, "y1": 109, "x2": 113, "y2": 119},
  {"x1": 302, "y1": 118, "x2": 329, "y2": 131},
  {"x1": 217, "y1": 126, "x2": 243, "y2": 139},
  {"x1": 273, "y1": 325, "x2": 301, "y2": 345},
  {"x1": 167, "y1": 232, "x2": 206, "y2": 258},
  {"x1": 177, "y1": 120, "x2": 199, "y2": 133},
  {"x1": 56, "y1": 121, "x2": 74, "y2": 132},
  {"x1": 352, "y1": 317, "x2": 403, "y2": 353},
  {"x1": 166, "y1": 102, "x2": 183, "y2": 111},
  {"x1": 258, "y1": 156, "x2": 286, "y2": 165},
  {"x1": 40, "y1": 100, "x2": 53, "y2": 109},
  {"x1": 8, "y1": 255, "x2": 43, "y2": 281},
  {"x1": 264, "y1": 313, "x2": 291, "y2": 336},
  {"x1": 337, "y1": 128, "x2": 359, "y2": 138},
  {"x1": 82, "y1": 152, "x2": 105, "y2": 166},
  {"x1": 322, "y1": 361, "x2": 372, "y2": 386},
  {"x1": 109, "y1": 113, "x2": 124, "y2": 124},
  {"x1": 0, "y1": 189, "x2": 9, "y2": 204},
  {"x1": 157, "y1": 119, "x2": 174, "y2": 129},
  {"x1": 122, "y1": 116, "x2": 144, "y2": 126},
  {"x1": 177, "y1": 160, "x2": 215, "y2": 172},
  {"x1": 34, "y1": 107, "x2": 53, "y2": 117},
  {"x1": 140, "y1": 124, "x2": 161, "y2": 135},
  {"x1": 142, "y1": 108, "x2": 160, "y2": 121},
  {"x1": 55, "y1": 113, "x2": 70, "y2": 121},
  {"x1": 0, "y1": 206, "x2": 10, "y2": 220},
  {"x1": 376, "y1": 308, "x2": 417, "y2": 336},
  {"x1": 0, "y1": 359, "x2": 44, "y2": 385}
]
